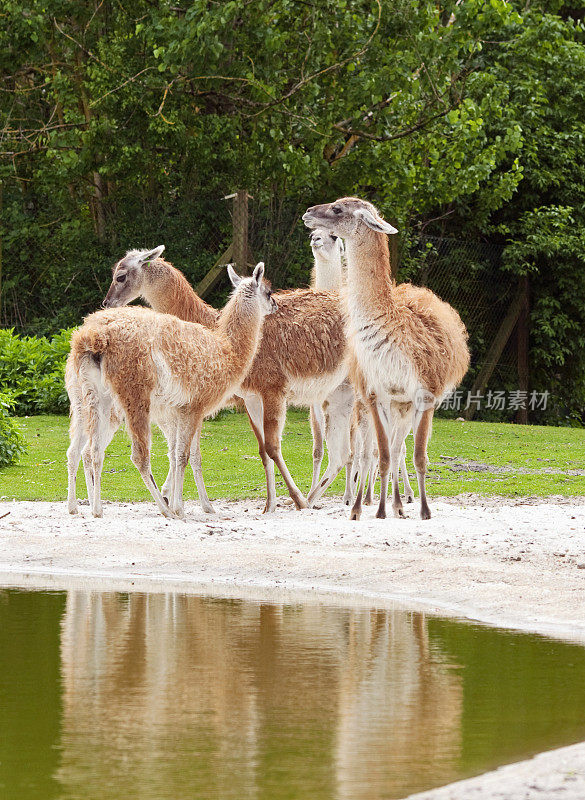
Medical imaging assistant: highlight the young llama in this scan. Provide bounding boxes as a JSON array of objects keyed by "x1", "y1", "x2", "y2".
[
  {"x1": 66, "y1": 263, "x2": 276, "y2": 519},
  {"x1": 101, "y1": 245, "x2": 348, "y2": 513},
  {"x1": 303, "y1": 198, "x2": 469, "y2": 521}
]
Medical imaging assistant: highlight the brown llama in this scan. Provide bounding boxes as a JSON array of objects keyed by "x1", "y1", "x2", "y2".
[
  {"x1": 101, "y1": 246, "x2": 348, "y2": 513},
  {"x1": 303, "y1": 198, "x2": 470, "y2": 521},
  {"x1": 66, "y1": 263, "x2": 276, "y2": 519}
]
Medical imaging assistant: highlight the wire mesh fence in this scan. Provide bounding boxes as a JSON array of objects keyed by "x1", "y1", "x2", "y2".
[{"x1": 401, "y1": 235, "x2": 521, "y2": 418}]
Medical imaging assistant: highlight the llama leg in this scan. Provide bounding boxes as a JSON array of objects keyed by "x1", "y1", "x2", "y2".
[
  {"x1": 364, "y1": 460, "x2": 378, "y2": 505},
  {"x1": 363, "y1": 415, "x2": 379, "y2": 505},
  {"x1": 413, "y1": 407, "x2": 434, "y2": 520},
  {"x1": 400, "y1": 439, "x2": 415, "y2": 502},
  {"x1": 342, "y1": 453, "x2": 354, "y2": 505},
  {"x1": 244, "y1": 394, "x2": 277, "y2": 513},
  {"x1": 367, "y1": 399, "x2": 391, "y2": 520},
  {"x1": 263, "y1": 395, "x2": 308, "y2": 511},
  {"x1": 89, "y1": 406, "x2": 111, "y2": 519},
  {"x1": 171, "y1": 411, "x2": 201, "y2": 520},
  {"x1": 125, "y1": 408, "x2": 180, "y2": 520},
  {"x1": 387, "y1": 408, "x2": 413, "y2": 519},
  {"x1": 67, "y1": 415, "x2": 87, "y2": 514},
  {"x1": 159, "y1": 417, "x2": 177, "y2": 506},
  {"x1": 349, "y1": 453, "x2": 360, "y2": 509},
  {"x1": 345, "y1": 408, "x2": 359, "y2": 507},
  {"x1": 189, "y1": 426, "x2": 215, "y2": 514},
  {"x1": 82, "y1": 409, "x2": 120, "y2": 513},
  {"x1": 81, "y1": 444, "x2": 94, "y2": 508},
  {"x1": 309, "y1": 404, "x2": 325, "y2": 495},
  {"x1": 307, "y1": 398, "x2": 351, "y2": 506}
]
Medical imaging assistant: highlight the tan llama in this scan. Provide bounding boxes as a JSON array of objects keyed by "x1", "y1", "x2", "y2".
[
  {"x1": 101, "y1": 246, "x2": 348, "y2": 513},
  {"x1": 66, "y1": 263, "x2": 276, "y2": 519},
  {"x1": 303, "y1": 198, "x2": 469, "y2": 521}
]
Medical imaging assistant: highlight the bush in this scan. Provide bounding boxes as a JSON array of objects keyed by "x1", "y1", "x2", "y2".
[
  {"x1": 0, "y1": 393, "x2": 26, "y2": 468},
  {"x1": 0, "y1": 328, "x2": 73, "y2": 415}
]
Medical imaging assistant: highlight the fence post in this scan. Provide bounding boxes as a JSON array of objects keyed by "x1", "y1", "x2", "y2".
[{"x1": 232, "y1": 189, "x2": 250, "y2": 275}]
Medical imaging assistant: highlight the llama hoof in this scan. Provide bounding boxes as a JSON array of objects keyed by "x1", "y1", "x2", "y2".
[
  {"x1": 92, "y1": 510, "x2": 103, "y2": 519},
  {"x1": 420, "y1": 505, "x2": 431, "y2": 520},
  {"x1": 201, "y1": 503, "x2": 215, "y2": 514},
  {"x1": 68, "y1": 505, "x2": 78, "y2": 515},
  {"x1": 392, "y1": 506, "x2": 405, "y2": 519},
  {"x1": 343, "y1": 496, "x2": 353, "y2": 506},
  {"x1": 406, "y1": 493, "x2": 415, "y2": 504},
  {"x1": 349, "y1": 508, "x2": 361, "y2": 521},
  {"x1": 295, "y1": 497, "x2": 309, "y2": 510},
  {"x1": 263, "y1": 503, "x2": 276, "y2": 514},
  {"x1": 376, "y1": 508, "x2": 387, "y2": 520}
]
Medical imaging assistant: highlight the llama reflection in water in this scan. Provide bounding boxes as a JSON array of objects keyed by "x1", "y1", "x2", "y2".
[{"x1": 56, "y1": 592, "x2": 462, "y2": 799}]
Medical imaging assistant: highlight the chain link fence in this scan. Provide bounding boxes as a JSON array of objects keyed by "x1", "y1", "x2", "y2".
[{"x1": 401, "y1": 235, "x2": 518, "y2": 400}]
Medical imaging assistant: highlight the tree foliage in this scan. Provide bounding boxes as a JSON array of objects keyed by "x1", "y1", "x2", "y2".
[{"x1": 1, "y1": 0, "x2": 585, "y2": 420}]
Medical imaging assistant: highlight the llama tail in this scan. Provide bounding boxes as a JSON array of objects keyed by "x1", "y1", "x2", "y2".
[{"x1": 67, "y1": 324, "x2": 110, "y2": 441}]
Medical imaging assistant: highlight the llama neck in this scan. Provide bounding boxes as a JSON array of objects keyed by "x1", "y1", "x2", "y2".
[
  {"x1": 142, "y1": 260, "x2": 219, "y2": 327},
  {"x1": 311, "y1": 251, "x2": 343, "y2": 293},
  {"x1": 217, "y1": 290, "x2": 264, "y2": 374},
  {"x1": 345, "y1": 231, "x2": 395, "y2": 321}
]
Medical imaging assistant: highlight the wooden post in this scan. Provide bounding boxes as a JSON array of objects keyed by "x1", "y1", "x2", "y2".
[
  {"x1": 196, "y1": 189, "x2": 252, "y2": 298},
  {"x1": 226, "y1": 190, "x2": 251, "y2": 275},
  {"x1": 195, "y1": 243, "x2": 233, "y2": 299},
  {"x1": 516, "y1": 275, "x2": 530, "y2": 424}
]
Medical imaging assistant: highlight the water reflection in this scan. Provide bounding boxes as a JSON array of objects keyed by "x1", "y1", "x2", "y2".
[{"x1": 56, "y1": 593, "x2": 463, "y2": 799}]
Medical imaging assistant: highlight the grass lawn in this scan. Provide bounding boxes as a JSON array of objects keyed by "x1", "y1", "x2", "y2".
[{"x1": 1, "y1": 410, "x2": 585, "y2": 502}]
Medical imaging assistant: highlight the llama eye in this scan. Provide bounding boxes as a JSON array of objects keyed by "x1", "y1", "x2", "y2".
[
  {"x1": 330, "y1": 235, "x2": 338, "y2": 241},
  {"x1": 332, "y1": 206, "x2": 342, "y2": 215},
  {"x1": 116, "y1": 274, "x2": 126, "y2": 283}
]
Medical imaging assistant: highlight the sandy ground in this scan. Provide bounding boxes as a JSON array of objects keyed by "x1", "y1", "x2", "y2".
[{"x1": 1, "y1": 493, "x2": 585, "y2": 798}]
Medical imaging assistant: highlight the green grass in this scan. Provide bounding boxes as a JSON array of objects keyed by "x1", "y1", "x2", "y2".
[{"x1": 1, "y1": 411, "x2": 585, "y2": 502}]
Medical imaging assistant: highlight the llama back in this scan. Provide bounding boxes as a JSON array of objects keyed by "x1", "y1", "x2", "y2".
[
  {"x1": 244, "y1": 289, "x2": 346, "y2": 388},
  {"x1": 393, "y1": 283, "x2": 470, "y2": 395}
]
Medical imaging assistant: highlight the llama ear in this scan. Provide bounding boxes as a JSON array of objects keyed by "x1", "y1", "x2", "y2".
[
  {"x1": 355, "y1": 208, "x2": 398, "y2": 235},
  {"x1": 252, "y1": 262, "x2": 265, "y2": 285},
  {"x1": 140, "y1": 245, "x2": 165, "y2": 263},
  {"x1": 227, "y1": 264, "x2": 241, "y2": 288}
]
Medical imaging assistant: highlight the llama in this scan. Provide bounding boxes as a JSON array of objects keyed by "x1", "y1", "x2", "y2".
[
  {"x1": 306, "y1": 228, "x2": 353, "y2": 505},
  {"x1": 66, "y1": 263, "x2": 276, "y2": 519},
  {"x1": 307, "y1": 229, "x2": 414, "y2": 508},
  {"x1": 303, "y1": 198, "x2": 469, "y2": 520},
  {"x1": 101, "y1": 246, "x2": 349, "y2": 513}
]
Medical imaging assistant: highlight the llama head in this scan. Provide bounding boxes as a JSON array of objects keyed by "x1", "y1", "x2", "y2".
[
  {"x1": 102, "y1": 245, "x2": 166, "y2": 308},
  {"x1": 226, "y1": 262, "x2": 278, "y2": 315},
  {"x1": 303, "y1": 198, "x2": 397, "y2": 239},
  {"x1": 310, "y1": 228, "x2": 344, "y2": 263}
]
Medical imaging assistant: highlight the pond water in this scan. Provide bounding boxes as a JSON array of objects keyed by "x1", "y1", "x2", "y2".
[{"x1": 2, "y1": 588, "x2": 585, "y2": 800}]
